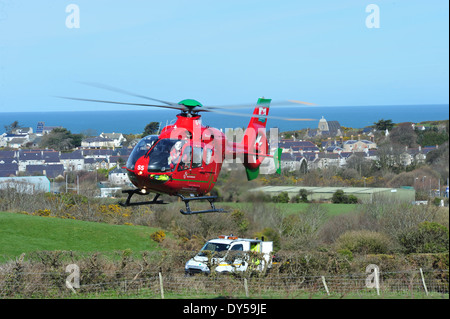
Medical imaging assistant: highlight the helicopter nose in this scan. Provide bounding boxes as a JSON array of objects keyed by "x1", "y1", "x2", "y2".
[{"x1": 134, "y1": 156, "x2": 149, "y2": 177}]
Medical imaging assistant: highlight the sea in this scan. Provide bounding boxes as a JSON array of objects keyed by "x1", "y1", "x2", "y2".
[{"x1": 0, "y1": 104, "x2": 448, "y2": 135}]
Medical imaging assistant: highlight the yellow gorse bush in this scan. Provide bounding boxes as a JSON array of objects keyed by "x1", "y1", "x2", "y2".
[{"x1": 150, "y1": 230, "x2": 166, "y2": 243}]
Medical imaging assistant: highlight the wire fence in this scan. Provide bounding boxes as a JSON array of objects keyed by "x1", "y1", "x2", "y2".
[{"x1": 1, "y1": 268, "x2": 448, "y2": 299}]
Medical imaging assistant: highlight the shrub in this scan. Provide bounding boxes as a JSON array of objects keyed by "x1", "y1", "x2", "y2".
[
  {"x1": 33, "y1": 209, "x2": 51, "y2": 217},
  {"x1": 299, "y1": 189, "x2": 309, "y2": 203},
  {"x1": 150, "y1": 230, "x2": 166, "y2": 243},
  {"x1": 336, "y1": 230, "x2": 392, "y2": 255},
  {"x1": 332, "y1": 190, "x2": 359, "y2": 204},
  {"x1": 398, "y1": 222, "x2": 449, "y2": 254},
  {"x1": 272, "y1": 191, "x2": 290, "y2": 203},
  {"x1": 337, "y1": 248, "x2": 354, "y2": 261},
  {"x1": 290, "y1": 189, "x2": 309, "y2": 203},
  {"x1": 346, "y1": 194, "x2": 358, "y2": 204},
  {"x1": 332, "y1": 190, "x2": 346, "y2": 203}
]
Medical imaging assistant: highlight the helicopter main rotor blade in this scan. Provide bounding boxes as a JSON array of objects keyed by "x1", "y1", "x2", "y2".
[
  {"x1": 287, "y1": 100, "x2": 317, "y2": 106},
  {"x1": 202, "y1": 99, "x2": 316, "y2": 110},
  {"x1": 205, "y1": 108, "x2": 317, "y2": 121},
  {"x1": 57, "y1": 96, "x2": 188, "y2": 111},
  {"x1": 78, "y1": 82, "x2": 178, "y2": 107}
]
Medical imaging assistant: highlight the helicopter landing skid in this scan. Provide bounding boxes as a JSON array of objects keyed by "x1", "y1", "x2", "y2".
[
  {"x1": 119, "y1": 190, "x2": 165, "y2": 207},
  {"x1": 177, "y1": 194, "x2": 227, "y2": 215}
]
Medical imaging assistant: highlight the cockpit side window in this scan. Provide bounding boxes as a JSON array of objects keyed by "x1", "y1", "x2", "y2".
[
  {"x1": 177, "y1": 145, "x2": 192, "y2": 171},
  {"x1": 147, "y1": 138, "x2": 186, "y2": 172},
  {"x1": 192, "y1": 147, "x2": 203, "y2": 169}
]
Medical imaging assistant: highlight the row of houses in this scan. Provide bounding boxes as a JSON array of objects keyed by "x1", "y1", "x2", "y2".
[
  {"x1": 277, "y1": 139, "x2": 439, "y2": 172},
  {"x1": 1, "y1": 133, "x2": 440, "y2": 181},
  {"x1": 81, "y1": 133, "x2": 127, "y2": 149},
  {"x1": 0, "y1": 148, "x2": 132, "y2": 178},
  {"x1": 0, "y1": 125, "x2": 64, "y2": 149},
  {"x1": 1, "y1": 124, "x2": 127, "y2": 150}
]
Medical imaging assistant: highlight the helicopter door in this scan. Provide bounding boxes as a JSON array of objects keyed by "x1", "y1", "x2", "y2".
[
  {"x1": 199, "y1": 146, "x2": 217, "y2": 191},
  {"x1": 176, "y1": 145, "x2": 192, "y2": 171},
  {"x1": 193, "y1": 146, "x2": 215, "y2": 191}
]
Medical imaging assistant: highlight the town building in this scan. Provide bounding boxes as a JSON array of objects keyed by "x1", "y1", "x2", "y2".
[
  {"x1": 307, "y1": 116, "x2": 342, "y2": 137},
  {"x1": 0, "y1": 176, "x2": 51, "y2": 194}
]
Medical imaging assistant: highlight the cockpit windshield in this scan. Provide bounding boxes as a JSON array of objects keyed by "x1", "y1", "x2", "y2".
[
  {"x1": 126, "y1": 135, "x2": 158, "y2": 170},
  {"x1": 147, "y1": 139, "x2": 187, "y2": 172}
]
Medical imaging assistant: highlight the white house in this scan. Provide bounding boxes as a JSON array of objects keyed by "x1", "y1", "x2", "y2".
[
  {"x1": 99, "y1": 133, "x2": 126, "y2": 148},
  {"x1": 108, "y1": 167, "x2": 131, "y2": 185},
  {"x1": 342, "y1": 139, "x2": 377, "y2": 152},
  {"x1": 81, "y1": 137, "x2": 115, "y2": 149},
  {"x1": 60, "y1": 150, "x2": 84, "y2": 171}
]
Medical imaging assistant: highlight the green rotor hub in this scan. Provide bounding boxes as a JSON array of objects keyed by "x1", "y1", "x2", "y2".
[{"x1": 178, "y1": 99, "x2": 203, "y2": 108}]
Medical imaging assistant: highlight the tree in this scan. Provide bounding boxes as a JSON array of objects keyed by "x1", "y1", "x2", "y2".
[
  {"x1": 389, "y1": 123, "x2": 418, "y2": 148},
  {"x1": 143, "y1": 122, "x2": 160, "y2": 136},
  {"x1": 417, "y1": 130, "x2": 449, "y2": 147},
  {"x1": 346, "y1": 152, "x2": 372, "y2": 177},
  {"x1": 374, "y1": 119, "x2": 394, "y2": 131},
  {"x1": 4, "y1": 121, "x2": 22, "y2": 134},
  {"x1": 374, "y1": 142, "x2": 405, "y2": 172},
  {"x1": 40, "y1": 128, "x2": 82, "y2": 151}
]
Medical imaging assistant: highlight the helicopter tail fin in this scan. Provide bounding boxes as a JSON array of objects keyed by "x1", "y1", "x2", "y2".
[{"x1": 242, "y1": 98, "x2": 272, "y2": 181}]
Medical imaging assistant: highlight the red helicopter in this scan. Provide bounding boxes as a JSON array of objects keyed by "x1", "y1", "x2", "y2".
[{"x1": 61, "y1": 84, "x2": 315, "y2": 214}]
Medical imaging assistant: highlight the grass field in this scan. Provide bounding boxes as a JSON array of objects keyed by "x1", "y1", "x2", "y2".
[
  {"x1": 1, "y1": 208, "x2": 447, "y2": 299},
  {"x1": 0, "y1": 203, "x2": 358, "y2": 262},
  {"x1": 0, "y1": 211, "x2": 162, "y2": 262}
]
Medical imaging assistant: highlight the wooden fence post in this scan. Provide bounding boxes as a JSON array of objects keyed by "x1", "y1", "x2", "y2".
[
  {"x1": 419, "y1": 268, "x2": 429, "y2": 296},
  {"x1": 244, "y1": 278, "x2": 249, "y2": 298},
  {"x1": 321, "y1": 276, "x2": 330, "y2": 296},
  {"x1": 159, "y1": 272, "x2": 165, "y2": 299}
]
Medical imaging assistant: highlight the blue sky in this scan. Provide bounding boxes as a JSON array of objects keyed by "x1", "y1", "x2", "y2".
[{"x1": 0, "y1": 1, "x2": 448, "y2": 112}]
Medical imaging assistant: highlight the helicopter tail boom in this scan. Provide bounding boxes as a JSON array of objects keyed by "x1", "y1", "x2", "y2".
[{"x1": 240, "y1": 98, "x2": 272, "y2": 180}]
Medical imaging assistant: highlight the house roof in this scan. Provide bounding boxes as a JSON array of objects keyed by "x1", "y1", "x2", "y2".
[
  {"x1": 280, "y1": 153, "x2": 295, "y2": 161},
  {"x1": 279, "y1": 140, "x2": 316, "y2": 148},
  {"x1": 326, "y1": 146, "x2": 343, "y2": 152},
  {"x1": 25, "y1": 164, "x2": 64, "y2": 178},
  {"x1": 0, "y1": 163, "x2": 18, "y2": 177},
  {"x1": 109, "y1": 155, "x2": 129, "y2": 163},
  {"x1": 19, "y1": 151, "x2": 42, "y2": 160},
  {"x1": 42, "y1": 151, "x2": 60, "y2": 163},
  {"x1": 339, "y1": 152, "x2": 354, "y2": 158},
  {"x1": 0, "y1": 151, "x2": 16, "y2": 159},
  {"x1": 302, "y1": 152, "x2": 317, "y2": 161},
  {"x1": 318, "y1": 153, "x2": 340, "y2": 159},
  {"x1": 0, "y1": 163, "x2": 18, "y2": 170},
  {"x1": 82, "y1": 149, "x2": 114, "y2": 156},
  {"x1": 60, "y1": 150, "x2": 83, "y2": 160},
  {"x1": 291, "y1": 145, "x2": 320, "y2": 152},
  {"x1": 327, "y1": 121, "x2": 341, "y2": 133}
]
